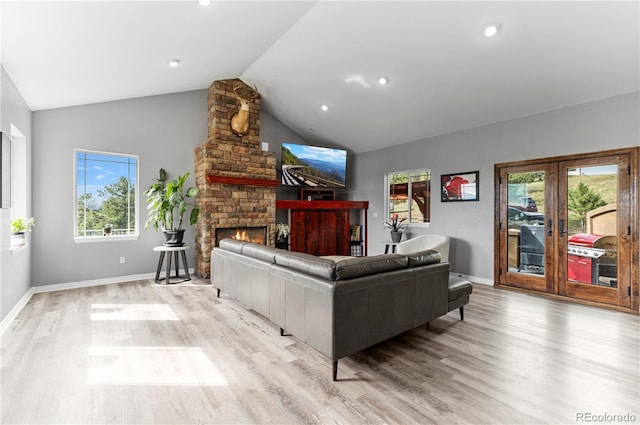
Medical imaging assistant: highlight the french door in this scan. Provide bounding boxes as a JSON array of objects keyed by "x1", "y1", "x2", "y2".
[{"x1": 495, "y1": 148, "x2": 638, "y2": 312}]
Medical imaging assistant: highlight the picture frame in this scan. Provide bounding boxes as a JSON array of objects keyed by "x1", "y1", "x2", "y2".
[
  {"x1": 441, "y1": 171, "x2": 479, "y2": 202},
  {"x1": 1, "y1": 132, "x2": 10, "y2": 209}
]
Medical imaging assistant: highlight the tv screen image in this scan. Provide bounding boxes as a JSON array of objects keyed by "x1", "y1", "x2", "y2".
[{"x1": 281, "y1": 143, "x2": 347, "y2": 188}]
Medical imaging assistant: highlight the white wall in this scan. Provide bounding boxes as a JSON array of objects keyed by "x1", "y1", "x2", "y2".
[
  {"x1": 1, "y1": 67, "x2": 33, "y2": 321},
  {"x1": 351, "y1": 92, "x2": 640, "y2": 282}
]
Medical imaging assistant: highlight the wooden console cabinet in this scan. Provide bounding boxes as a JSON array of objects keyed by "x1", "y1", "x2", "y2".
[{"x1": 276, "y1": 200, "x2": 368, "y2": 256}]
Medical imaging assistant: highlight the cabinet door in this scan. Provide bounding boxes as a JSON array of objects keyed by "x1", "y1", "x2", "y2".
[
  {"x1": 290, "y1": 211, "x2": 307, "y2": 253},
  {"x1": 334, "y1": 210, "x2": 351, "y2": 255}
]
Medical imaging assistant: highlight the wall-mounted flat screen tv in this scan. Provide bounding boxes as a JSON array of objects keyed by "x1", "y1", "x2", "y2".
[{"x1": 281, "y1": 143, "x2": 347, "y2": 188}]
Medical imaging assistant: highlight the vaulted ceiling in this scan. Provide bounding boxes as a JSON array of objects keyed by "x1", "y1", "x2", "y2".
[{"x1": 2, "y1": 1, "x2": 638, "y2": 153}]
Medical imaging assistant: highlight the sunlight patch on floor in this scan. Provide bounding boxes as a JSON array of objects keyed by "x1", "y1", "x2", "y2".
[
  {"x1": 87, "y1": 346, "x2": 229, "y2": 386},
  {"x1": 90, "y1": 304, "x2": 180, "y2": 321}
]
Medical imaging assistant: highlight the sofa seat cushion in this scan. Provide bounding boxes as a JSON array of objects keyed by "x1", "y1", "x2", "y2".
[
  {"x1": 275, "y1": 251, "x2": 336, "y2": 280},
  {"x1": 320, "y1": 255, "x2": 355, "y2": 261},
  {"x1": 334, "y1": 254, "x2": 408, "y2": 281},
  {"x1": 448, "y1": 276, "x2": 473, "y2": 301}
]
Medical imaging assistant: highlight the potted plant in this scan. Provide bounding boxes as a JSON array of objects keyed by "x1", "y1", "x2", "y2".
[
  {"x1": 275, "y1": 222, "x2": 290, "y2": 249},
  {"x1": 144, "y1": 168, "x2": 199, "y2": 246},
  {"x1": 384, "y1": 213, "x2": 406, "y2": 243},
  {"x1": 11, "y1": 217, "x2": 35, "y2": 247}
]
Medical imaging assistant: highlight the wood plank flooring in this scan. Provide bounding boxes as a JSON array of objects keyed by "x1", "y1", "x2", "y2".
[{"x1": 2, "y1": 279, "x2": 638, "y2": 424}]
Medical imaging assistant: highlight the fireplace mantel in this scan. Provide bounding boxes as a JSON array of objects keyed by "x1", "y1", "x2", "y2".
[{"x1": 206, "y1": 174, "x2": 279, "y2": 187}]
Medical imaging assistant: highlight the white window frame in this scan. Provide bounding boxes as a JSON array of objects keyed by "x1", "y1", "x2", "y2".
[
  {"x1": 385, "y1": 168, "x2": 431, "y2": 227},
  {"x1": 73, "y1": 149, "x2": 139, "y2": 243}
]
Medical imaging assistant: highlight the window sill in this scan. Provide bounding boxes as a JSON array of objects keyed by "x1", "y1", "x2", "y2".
[
  {"x1": 74, "y1": 235, "x2": 139, "y2": 243},
  {"x1": 407, "y1": 222, "x2": 431, "y2": 228},
  {"x1": 10, "y1": 244, "x2": 28, "y2": 255}
]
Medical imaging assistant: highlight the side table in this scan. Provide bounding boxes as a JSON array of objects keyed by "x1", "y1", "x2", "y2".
[
  {"x1": 383, "y1": 241, "x2": 399, "y2": 254},
  {"x1": 153, "y1": 245, "x2": 191, "y2": 284}
]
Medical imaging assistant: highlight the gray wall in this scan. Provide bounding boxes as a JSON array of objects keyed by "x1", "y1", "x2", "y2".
[
  {"x1": 30, "y1": 93, "x2": 312, "y2": 287},
  {"x1": 351, "y1": 92, "x2": 639, "y2": 282},
  {"x1": 260, "y1": 109, "x2": 313, "y2": 223},
  {"x1": 1, "y1": 67, "x2": 33, "y2": 321},
  {"x1": 32, "y1": 90, "x2": 208, "y2": 286}
]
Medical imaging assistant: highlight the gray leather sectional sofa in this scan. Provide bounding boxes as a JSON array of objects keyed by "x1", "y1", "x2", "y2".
[{"x1": 211, "y1": 238, "x2": 451, "y2": 380}]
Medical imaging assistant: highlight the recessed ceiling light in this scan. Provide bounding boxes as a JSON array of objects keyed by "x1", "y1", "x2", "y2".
[
  {"x1": 378, "y1": 76, "x2": 389, "y2": 85},
  {"x1": 198, "y1": 0, "x2": 211, "y2": 5},
  {"x1": 484, "y1": 23, "x2": 500, "y2": 37},
  {"x1": 321, "y1": 104, "x2": 329, "y2": 112},
  {"x1": 167, "y1": 59, "x2": 180, "y2": 67}
]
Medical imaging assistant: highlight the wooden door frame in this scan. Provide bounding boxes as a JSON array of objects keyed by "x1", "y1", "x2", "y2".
[
  {"x1": 495, "y1": 163, "x2": 557, "y2": 294},
  {"x1": 494, "y1": 147, "x2": 639, "y2": 313}
]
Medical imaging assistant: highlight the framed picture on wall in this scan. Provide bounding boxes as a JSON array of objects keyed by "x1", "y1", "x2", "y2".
[
  {"x1": 0, "y1": 132, "x2": 10, "y2": 209},
  {"x1": 441, "y1": 171, "x2": 479, "y2": 202}
]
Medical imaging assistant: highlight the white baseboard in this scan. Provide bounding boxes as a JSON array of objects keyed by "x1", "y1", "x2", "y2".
[
  {"x1": 1, "y1": 268, "x2": 196, "y2": 335},
  {"x1": 31, "y1": 272, "x2": 156, "y2": 294},
  {"x1": 0, "y1": 287, "x2": 34, "y2": 336},
  {"x1": 449, "y1": 272, "x2": 493, "y2": 286},
  {"x1": 31, "y1": 268, "x2": 196, "y2": 294}
]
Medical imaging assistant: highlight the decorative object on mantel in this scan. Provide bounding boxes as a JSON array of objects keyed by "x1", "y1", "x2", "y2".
[
  {"x1": 230, "y1": 83, "x2": 259, "y2": 137},
  {"x1": 441, "y1": 171, "x2": 479, "y2": 202},
  {"x1": 384, "y1": 213, "x2": 406, "y2": 243},
  {"x1": 144, "y1": 168, "x2": 199, "y2": 246},
  {"x1": 11, "y1": 217, "x2": 35, "y2": 247},
  {"x1": 275, "y1": 222, "x2": 290, "y2": 249}
]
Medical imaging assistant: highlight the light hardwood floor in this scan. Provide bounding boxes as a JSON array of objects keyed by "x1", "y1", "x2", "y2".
[{"x1": 2, "y1": 279, "x2": 638, "y2": 424}]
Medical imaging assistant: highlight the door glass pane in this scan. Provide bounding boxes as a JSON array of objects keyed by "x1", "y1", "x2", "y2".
[
  {"x1": 507, "y1": 171, "x2": 546, "y2": 275},
  {"x1": 566, "y1": 165, "x2": 618, "y2": 288}
]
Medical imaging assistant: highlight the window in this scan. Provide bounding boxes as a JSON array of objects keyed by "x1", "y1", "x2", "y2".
[
  {"x1": 386, "y1": 169, "x2": 431, "y2": 224},
  {"x1": 74, "y1": 150, "x2": 138, "y2": 241},
  {"x1": 11, "y1": 125, "x2": 27, "y2": 217}
]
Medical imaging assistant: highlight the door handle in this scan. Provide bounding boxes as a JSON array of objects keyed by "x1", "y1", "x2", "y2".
[
  {"x1": 559, "y1": 219, "x2": 565, "y2": 237},
  {"x1": 547, "y1": 219, "x2": 553, "y2": 237}
]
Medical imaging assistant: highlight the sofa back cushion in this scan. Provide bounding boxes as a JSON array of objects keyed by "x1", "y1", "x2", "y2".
[
  {"x1": 275, "y1": 251, "x2": 336, "y2": 280},
  {"x1": 219, "y1": 238, "x2": 246, "y2": 253},
  {"x1": 242, "y1": 243, "x2": 279, "y2": 263},
  {"x1": 406, "y1": 249, "x2": 442, "y2": 267},
  {"x1": 334, "y1": 254, "x2": 408, "y2": 281}
]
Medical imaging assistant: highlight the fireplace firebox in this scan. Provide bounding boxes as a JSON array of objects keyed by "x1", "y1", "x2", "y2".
[{"x1": 215, "y1": 226, "x2": 267, "y2": 247}]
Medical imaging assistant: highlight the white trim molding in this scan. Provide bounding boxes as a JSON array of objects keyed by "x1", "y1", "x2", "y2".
[
  {"x1": 0, "y1": 288, "x2": 34, "y2": 336},
  {"x1": 450, "y1": 272, "x2": 493, "y2": 286}
]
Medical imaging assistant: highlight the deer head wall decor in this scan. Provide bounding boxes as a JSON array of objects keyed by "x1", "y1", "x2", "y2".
[{"x1": 230, "y1": 83, "x2": 259, "y2": 136}]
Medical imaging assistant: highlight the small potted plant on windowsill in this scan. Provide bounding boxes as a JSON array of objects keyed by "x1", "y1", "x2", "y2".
[
  {"x1": 384, "y1": 213, "x2": 406, "y2": 243},
  {"x1": 144, "y1": 168, "x2": 199, "y2": 246},
  {"x1": 11, "y1": 217, "x2": 35, "y2": 247},
  {"x1": 275, "y1": 222, "x2": 290, "y2": 250}
]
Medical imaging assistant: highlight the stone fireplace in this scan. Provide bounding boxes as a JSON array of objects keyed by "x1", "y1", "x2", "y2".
[{"x1": 194, "y1": 79, "x2": 278, "y2": 277}]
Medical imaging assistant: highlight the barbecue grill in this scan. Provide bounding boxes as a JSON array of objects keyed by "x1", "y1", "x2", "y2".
[{"x1": 567, "y1": 233, "x2": 617, "y2": 286}]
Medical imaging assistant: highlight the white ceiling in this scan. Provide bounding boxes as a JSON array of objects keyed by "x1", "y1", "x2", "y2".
[{"x1": 2, "y1": 1, "x2": 638, "y2": 154}]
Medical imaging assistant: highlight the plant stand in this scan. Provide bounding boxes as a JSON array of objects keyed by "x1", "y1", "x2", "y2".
[{"x1": 153, "y1": 245, "x2": 191, "y2": 284}]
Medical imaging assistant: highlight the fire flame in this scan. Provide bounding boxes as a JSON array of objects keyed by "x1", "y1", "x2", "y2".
[
  {"x1": 234, "y1": 230, "x2": 249, "y2": 241},
  {"x1": 232, "y1": 230, "x2": 264, "y2": 245}
]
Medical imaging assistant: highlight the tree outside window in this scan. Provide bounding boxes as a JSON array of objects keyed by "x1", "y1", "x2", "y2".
[{"x1": 74, "y1": 150, "x2": 138, "y2": 239}]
